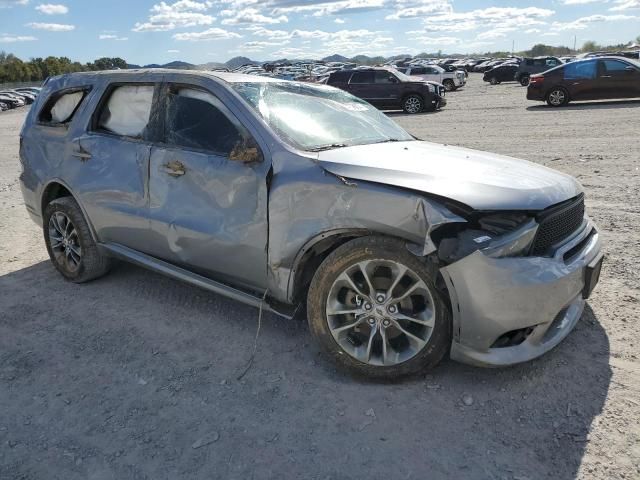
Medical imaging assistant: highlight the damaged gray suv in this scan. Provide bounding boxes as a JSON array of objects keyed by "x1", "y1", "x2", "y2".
[{"x1": 20, "y1": 70, "x2": 603, "y2": 378}]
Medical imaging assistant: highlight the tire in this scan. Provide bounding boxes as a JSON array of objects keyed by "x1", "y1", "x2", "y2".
[
  {"x1": 43, "y1": 196, "x2": 111, "y2": 283},
  {"x1": 519, "y1": 76, "x2": 530, "y2": 87},
  {"x1": 402, "y1": 94, "x2": 424, "y2": 114},
  {"x1": 546, "y1": 87, "x2": 570, "y2": 107},
  {"x1": 307, "y1": 236, "x2": 451, "y2": 379},
  {"x1": 489, "y1": 77, "x2": 499, "y2": 85},
  {"x1": 443, "y1": 79, "x2": 456, "y2": 92}
]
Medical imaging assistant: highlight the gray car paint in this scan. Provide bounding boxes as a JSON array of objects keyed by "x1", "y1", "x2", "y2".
[
  {"x1": 317, "y1": 141, "x2": 582, "y2": 211},
  {"x1": 19, "y1": 69, "x2": 603, "y2": 367}
]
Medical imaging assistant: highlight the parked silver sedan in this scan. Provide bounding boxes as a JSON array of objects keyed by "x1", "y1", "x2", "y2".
[{"x1": 19, "y1": 70, "x2": 603, "y2": 378}]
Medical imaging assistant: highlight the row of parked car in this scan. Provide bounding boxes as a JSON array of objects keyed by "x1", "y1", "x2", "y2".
[
  {"x1": 0, "y1": 87, "x2": 41, "y2": 111},
  {"x1": 480, "y1": 50, "x2": 640, "y2": 87}
]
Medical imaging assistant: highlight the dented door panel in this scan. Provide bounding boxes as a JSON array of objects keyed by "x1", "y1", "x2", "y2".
[{"x1": 147, "y1": 145, "x2": 270, "y2": 291}]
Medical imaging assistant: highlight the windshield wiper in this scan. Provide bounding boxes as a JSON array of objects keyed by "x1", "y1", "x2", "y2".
[
  {"x1": 371, "y1": 138, "x2": 403, "y2": 144},
  {"x1": 307, "y1": 143, "x2": 349, "y2": 152}
]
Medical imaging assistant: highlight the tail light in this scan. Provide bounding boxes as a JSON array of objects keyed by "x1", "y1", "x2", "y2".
[{"x1": 530, "y1": 75, "x2": 544, "y2": 85}]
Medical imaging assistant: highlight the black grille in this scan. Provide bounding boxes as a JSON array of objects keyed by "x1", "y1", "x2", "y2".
[{"x1": 531, "y1": 194, "x2": 585, "y2": 256}]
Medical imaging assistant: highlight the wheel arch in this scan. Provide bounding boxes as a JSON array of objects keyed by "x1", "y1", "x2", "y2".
[
  {"x1": 40, "y1": 179, "x2": 99, "y2": 242},
  {"x1": 286, "y1": 228, "x2": 455, "y2": 311}
]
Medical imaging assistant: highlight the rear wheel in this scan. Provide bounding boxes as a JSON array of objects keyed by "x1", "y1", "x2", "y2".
[
  {"x1": 443, "y1": 79, "x2": 456, "y2": 91},
  {"x1": 402, "y1": 94, "x2": 424, "y2": 114},
  {"x1": 307, "y1": 236, "x2": 451, "y2": 379},
  {"x1": 44, "y1": 196, "x2": 111, "y2": 283},
  {"x1": 489, "y1": 77, "x2": 499, "y2": 85},
  {"x1": 520, "y1": 75, "x2": 530, "y2": 87},
  {"x1": 546, "y1": 87, "x2": 569, "y2": 107}
]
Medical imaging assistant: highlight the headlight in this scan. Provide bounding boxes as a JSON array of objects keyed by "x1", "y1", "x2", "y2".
[
  {"x1": 427, "y1": 84, "x2": 435, "y2": 93},
  {"x1": 437, "y1": 213, "x2": 537, "y2": 263}
]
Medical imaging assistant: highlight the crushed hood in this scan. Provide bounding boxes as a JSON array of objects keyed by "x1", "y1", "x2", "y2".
[{"x1": 317, "y1": 141, "x2": 582, "y2": 211}]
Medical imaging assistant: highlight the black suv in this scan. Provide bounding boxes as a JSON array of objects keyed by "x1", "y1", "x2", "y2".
[
  {"x1": 515, "y1": 56, "x2": 563, "y2": 86},
  {"x1": 327, "y1": 68, "x2": 446, "y2": 114}
]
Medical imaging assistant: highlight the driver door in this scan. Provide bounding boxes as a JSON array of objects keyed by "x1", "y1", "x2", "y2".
[{"x1": 146, "y1": 82, "x2": 270, "y2": 291}]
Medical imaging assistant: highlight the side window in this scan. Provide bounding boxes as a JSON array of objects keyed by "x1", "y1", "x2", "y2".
[
  {"x1": 564, "y1": 61, "x2": 596, "y2": 80},
  {"x1": 525, "y1": 59, "x2": 534, "y2": 66},
  {"x1": 39, "y1": 89, "x2": 88, "y2": 125},
  {"x1": 602, "y1": 59, "x2": 629, "y2": 73},
  {"x1": 349, "y1": 72, "x2": 374, "y2": 84},
  {"x1": 96, "y1": 85, "x2": 154, "y2": 138},
  {"x1": 164, "y1": 86, "x2": 259, "y2": 162},
  {"x1": 546, "y1": 59, "x2": 559, "y2": 67},
  {"x1": 374, "y1": 71, "x2": 397, "y2": 83},
  {"x1": 425, "y1": 68, "x2": 437, "y2": 74}
]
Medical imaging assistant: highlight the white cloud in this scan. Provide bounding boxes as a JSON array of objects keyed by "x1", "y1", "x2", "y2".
[
  {"x1": 0, "y1": 33, "x2": 37, "y2": 42},
  {"x1": 562, "y1": 0, "x2": 602, "y2": 4},
  {"x1": 334, "y1": 17, "x2": 345, "y2": 23},
  {"x1": 406, "y1": 34, "x2": 461, "y2": 46},
  {"x1": 99, "y1": 34, "x2": 128, "y2": 41},
  {"x1": 476, "y1": 27, "x2": 517, "y2": 40},
  {"x1": 0, "y1": 0, "x2": 29, "y2": 8},
  {"x1": 525, "y1": 28, "x2": 542, "y2": 34},
  {"x1": 167, "y1": 49, "x2": 180, "y2": 52},
  {"x1": 220, "y1": 7, "x2": 287, "y2": 25},
  {"x1": 610, "y1": 0, "x2": 640, "y2": 10},
  {"x1": 173, "y1": 27, "x2": 241, "y2": 40},
  {"x1": 133, "y1": 0, "x2": 215, "y2": 32},
  {"x1": 35, "y1": 3, "x2": 68, "y2": 14},
  {"x1": 26, "y1": 21, "x2": 74, "y2": 31},
  {"x1": 551, "y1": 13, "x2": 637, "y2": 30}
]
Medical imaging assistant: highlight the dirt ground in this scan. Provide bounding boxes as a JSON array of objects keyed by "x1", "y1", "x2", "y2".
[{"x1": 1, "y1": 77, "x2": 639, "y2": 480}]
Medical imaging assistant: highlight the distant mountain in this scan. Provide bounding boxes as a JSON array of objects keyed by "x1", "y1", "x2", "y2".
[
  {"x1": 126, "y1": 51, "x2": 464, "y2": 73},
  {"x1": 226, "y1": 56, "x2": 260, "y2": 69},
  {"x1": 322, "y1": 54, "x2": 349, "y2": 63},
  {"x1": 163, "y1": 60, "x2": 195, "y2": 69}
]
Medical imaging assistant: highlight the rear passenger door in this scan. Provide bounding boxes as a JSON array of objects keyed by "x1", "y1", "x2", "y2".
[
  {"x1": 562, "y1": 61, "x2": 598, "y2": 100},
  {"x1": 69, "y1": 82, "x2": 160, "y2": 252},
  {"x1": 146, "y1": 82, "x2": 270, "y2": 291},
  {"x1": 346, "y1": 71, "x2": 375, "y2": 102}
]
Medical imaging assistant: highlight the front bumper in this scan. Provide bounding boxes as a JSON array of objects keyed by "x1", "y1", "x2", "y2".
[{"x1": 441, "y1": 218, "x2": 602, "y2": 367}]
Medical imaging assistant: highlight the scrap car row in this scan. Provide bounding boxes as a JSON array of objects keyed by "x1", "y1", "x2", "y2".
[{"x1": 0, "y1": 87, "x2": 40, "y2": 111}]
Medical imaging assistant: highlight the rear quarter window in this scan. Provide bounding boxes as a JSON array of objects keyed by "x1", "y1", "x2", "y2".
[{"x1": 38, "y1": 88, "x2": 90, "y2": 126}]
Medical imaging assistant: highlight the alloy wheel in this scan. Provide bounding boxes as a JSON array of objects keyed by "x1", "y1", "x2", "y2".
[
  {"x1": 404, "y1": 97, "x2": 422, "y2": 114},
  {"x1": 548, "y1": 89, "x2": 566, "y2": 106},
  {"x1": 325, "y1": 259, "x2": 436, "y2": 366},
  {"x1": 48, "y1": 211, "x2": 82, "y2": 272}
]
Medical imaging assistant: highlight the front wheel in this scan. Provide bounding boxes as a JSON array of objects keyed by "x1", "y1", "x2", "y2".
[
  {"x1": 520, "y1": 76, "x2": 530, "y2": 87},
  {"x1": 402, "y1": 94, "x2": 424, "y2": 114},
  {"x1": 546, "y1": 87, "x2": 569, "y2": 107},
  {"x1": 443, "y1": 79, "x2": 456, "y2": 91},
  {"x1": 307, "y1": 236, "x2": 451, "y2": 379},
  {"x1": 489, "y1": 77, "x2": 499, "y2": 85}
]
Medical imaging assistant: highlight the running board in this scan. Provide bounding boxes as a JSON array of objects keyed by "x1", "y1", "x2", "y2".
[{"x1": 100, "y1": 243, "x2": 292, "y2": 318}]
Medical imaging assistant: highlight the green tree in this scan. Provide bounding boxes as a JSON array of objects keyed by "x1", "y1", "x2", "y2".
[{"x1": 581, "y1": 41, "x2": 600, "y2": 53}]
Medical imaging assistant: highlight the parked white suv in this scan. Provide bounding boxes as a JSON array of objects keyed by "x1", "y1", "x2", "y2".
[{"x1": 397, "y1": 65, "x2": 466, "y2": 91}]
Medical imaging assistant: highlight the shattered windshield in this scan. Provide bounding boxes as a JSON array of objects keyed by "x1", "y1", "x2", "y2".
[{"x1": 231, "y1": 81, "x2": 414, "y2": 151}]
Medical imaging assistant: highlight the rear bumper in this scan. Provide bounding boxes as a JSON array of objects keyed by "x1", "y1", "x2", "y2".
[
  {"x1": 526, "y1": 85, "x2": 546, "y2": 101},
  {"x1": 441, "y1": 218, "x2": 602, "y2": 367}
]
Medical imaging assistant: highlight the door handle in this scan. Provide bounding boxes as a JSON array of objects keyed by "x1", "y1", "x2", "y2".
[
  {"x1": 71, "y1": 150, "x2": 92, "y2": 161},
  {"x1": 162, "y1": 160, "x2": 186, "y2": 177}
]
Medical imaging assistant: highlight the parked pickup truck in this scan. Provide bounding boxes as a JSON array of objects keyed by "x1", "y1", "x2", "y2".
[{"x1": 397, "y1": 65, "x2": 466, "y2": 91}]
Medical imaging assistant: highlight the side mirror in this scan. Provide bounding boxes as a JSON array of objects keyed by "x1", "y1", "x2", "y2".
[
  {"x1": 229, "y1": 137, "x2": 263, "y2": 165},
  {"x1": 624, "y1": 66, "x2": 636, "y2": 73}
]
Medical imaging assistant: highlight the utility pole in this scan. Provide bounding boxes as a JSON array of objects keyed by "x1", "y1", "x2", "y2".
[
  {"x1": 512, "y1": 40, "x2": 515, "y2": 55},
  {"x1": 573, "y1": 35, "x2": 577, "y2": 53}
]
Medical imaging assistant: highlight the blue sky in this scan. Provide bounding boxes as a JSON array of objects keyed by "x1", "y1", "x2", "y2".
[{"x1": 1, "y1": 0, "x2": 639, "y2": 64}]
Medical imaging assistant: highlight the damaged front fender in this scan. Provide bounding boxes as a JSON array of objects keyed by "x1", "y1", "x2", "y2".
[{"x1": 266, "y1": 155, "x2": 466, "y2": 304}]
